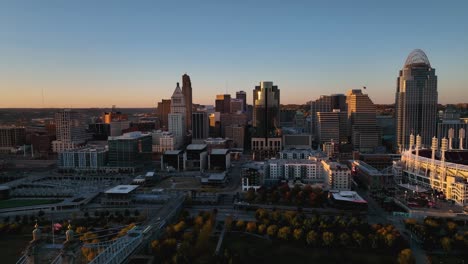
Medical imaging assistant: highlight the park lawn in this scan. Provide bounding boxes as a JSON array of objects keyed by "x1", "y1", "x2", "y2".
[
  {"x1": 0, "y1": 199, "x2": 62, "y2": 209},
  {"x1": 223, "y1": 233, "x2": 397, "y2": 264}
]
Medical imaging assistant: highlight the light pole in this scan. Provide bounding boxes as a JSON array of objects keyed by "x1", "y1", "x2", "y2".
[{"x1": 404, "y1": 191, "x2": 407, "y2": 203}]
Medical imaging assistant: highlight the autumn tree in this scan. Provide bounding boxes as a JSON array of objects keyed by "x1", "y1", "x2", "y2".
[
  {"x1": 235, "y1": 220, "x2": 245, "y2": 231},
  {"x1": 246, "y1": 222, "x2": 257, "y2": 233},
  {"x1": 267, "y1": 225, "x2": 278, "y2": 237},
  {"x1": 293, "y1": 228, "x2": 303, "y2": 241},
  {"x1": 258, "y1": 224, "x2": 267, "y2": 235},
  {"x1": 352, "y1": 231, "x2": 365, "y2": 248},
  {"x1": 339, "y1": 232, "x2": 350, "y2": 247},
  {"x1": 278, "y1": 226, "x2": 291, "y2": 240},
  {"x1": 441, "y1": 237, "x2": 452, "y2": 252},
  {"x1": 322, "y1": 232, "x2": 334, "y2": 247},
  {"x1": 397, "y1": 249, "x2": 415, "y2": 264},
  {"x1": 306, "y1": 230, "x2": 319, "y2": 246}
]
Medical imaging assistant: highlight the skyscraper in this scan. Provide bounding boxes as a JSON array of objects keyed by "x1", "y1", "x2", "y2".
[
  {"x1": 253, "y1": 81, "x2": 280, "y2": 138},
  {"x1": 182, "y1": 74, "x2": 193, "y2": 131},
  {"x1": 236, "y1": 91, "x2": 247, "y2": 112},
  {"x1": 168, "y1": 83, "x2": 186, "y2": 147},
  {"x1": 346, "y1": 89, "x2": 380, "y2": 152},
  {"x1": 215, "y1": 94, "x2": 231, "y2": 113},
  {"x1": 156, "y1": 99, "x2": 171, "y2": 130},
  {"x1": 192, "y1": 112, "x2": 209, "y2": 140},
  {"x1": 310, "y1": 94, "x2": 346, "y2": 140},
  {"x1": 395, "y1": 49, "x2": 438, "y2": 151}
]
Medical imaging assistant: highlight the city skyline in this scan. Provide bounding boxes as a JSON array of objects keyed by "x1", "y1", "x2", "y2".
[{"x1": 1, "y1": 1, "x2": 468, "y2": 108}]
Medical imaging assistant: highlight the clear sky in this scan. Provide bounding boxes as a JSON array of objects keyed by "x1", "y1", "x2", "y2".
[{"x1": 1, "y1": 0, "x2": 467, "y2": 108}]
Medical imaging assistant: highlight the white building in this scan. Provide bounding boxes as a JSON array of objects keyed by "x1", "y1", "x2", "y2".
[
  {"x1": 151, "y1": 130, "x2": 175, "y2": 153},
  {"x1": 400, "y1": 134, "x2": 468, "y2": 205},
  {"x1": 322, "y1": 160, "x2": 351, "y2": 191},
  {"x1": 168, "y1": 83, "x2": 186, "y2": 148},
  {"x1": 279, "y1": 149, "x2": 326, "y2": 160},
  {"x1": 266, "y1": 159, "x2": 323, "y2": 185},
  {"x1": 52, "y1": 109, "x2": 88, "y2": 153},
  {"x1": 58, "y1": 146, "x2": 108, "y2": 172}
]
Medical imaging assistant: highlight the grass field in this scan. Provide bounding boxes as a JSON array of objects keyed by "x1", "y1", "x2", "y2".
[
  {"x1": 0, "y1": 199, "x2": 62, "y2": 209},
  {"x1": 223, "y1": 233, "x2": 397, "y2": 264}
]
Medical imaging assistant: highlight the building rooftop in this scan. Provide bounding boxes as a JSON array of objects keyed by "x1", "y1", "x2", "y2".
[
  {"x1": 211, "y1": 149, "x2": 229, "y2": 155},
  {"x1": 164, "y1": 150, "x2": 184, "y2": 155},
  {"x1": 186, "y1": 144, "x2": 207, "y2": 151},
  {"x1": 404, "y1": 49, "x2": 431, "y2": 67},
  {"x1": 60, "y1": 146, "x2": 108, "y2": 153},
  {"x1": 108, "y1": 131, "x2": 150, "y2": 140},
  {"x1": 105, "y1": 185, "x2": 138, "y2": 194},
  {"x1": 331, "y1": 191, "x2": 367, "y2": 204}
]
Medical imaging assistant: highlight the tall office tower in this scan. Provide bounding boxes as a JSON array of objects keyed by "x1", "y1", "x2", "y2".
[
  {"x1": 215, "y1": 94, "x2": 231, "y2": 113},
  {"x1": 52, "y1": 109, "x2": 88, "y2": 152},
  {"x1": 396, "y1": 49, "x2": 438, "y2": 151},
  {"x1": 182, "y1": 74, "x2": 193, "y2": 131},
  {"x1": 310, "y1": 94, "x2": 346, "y2": 139},
  {"x1": 236, "y1": 91, "x2": 247, "y2": 112},
  {"x1": 346, "y1": 89, "x2": 380, "y2": 152},
  {"x1": 156, "y1": 99, "x2": 171, "y2": 130},
  {"x1": 168, "y1": 83, "x2": 186, "y2": 147},
  {"x1": 316, "y1": 110, "x2": 348, "y2": 146},
  {"x1": 253, "y1": 81, "x2": 280, "y2": 138},
  {"x1": 192, "y1": 112, "x2": 209, "y2": 140}
]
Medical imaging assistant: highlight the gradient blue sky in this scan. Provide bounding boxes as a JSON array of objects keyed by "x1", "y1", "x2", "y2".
[{"x1": 1, "y1": 0, "x2": 467, "y2": 108}]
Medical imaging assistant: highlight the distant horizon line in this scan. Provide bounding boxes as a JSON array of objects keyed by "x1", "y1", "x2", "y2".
[{"x1": 1, "y1": 102, "x2": 468, "y2": 110}]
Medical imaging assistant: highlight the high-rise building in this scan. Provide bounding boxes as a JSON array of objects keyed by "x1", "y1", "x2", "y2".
[
  {"x1": 168, "y1": 83, "x2": 186, "y2": 147},
  {"x1": 225, "y1": 125, "x2": 245, "y2": 149},
  {"x1": 0, "y1": 126, "x2": 25, "y2": 149},
  {"x1": 230, "y1": 98, "x2": 244, "y2": 113},
  {"x1": 253, "y1": 81, "x2": 280, "y2": 138},
  {"x1": 182, "y1": 74, "x2": 193, "y2": 131},
  {"x1": 192, "y1": 112, "x2": 209, "y2": 140},
  {"x1": 346, "y1": 89, "x2": 380, "y2": 152},
  {"x1": 156, "y1": 99, "x2": 171, "y2": 130},
  {"x1": 236, "y1": 91, "x2": 247, "y2": 112},
  {"x1": 252, "y1": 81, "x2": 281, "y2": 160},
  {"x1": 395, "y1": 49, "x2": 438, "y2": 151},
  {"x1": 215, "y1": 94, "x2": 231, "y2": 113},
  {"x1": 310, "y1": 94, "x2": 346, "y2": 139},
  {"x1": 52, "y1": 109, "x2": 88, "y2": 152},
  {"x1": 316, "y1": 110, "x2": 348, "y2": 145}
]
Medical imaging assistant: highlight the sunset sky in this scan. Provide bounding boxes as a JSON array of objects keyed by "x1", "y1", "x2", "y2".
[{"x1": 1, "y1": 0, "x2": 467, "y2": 108}]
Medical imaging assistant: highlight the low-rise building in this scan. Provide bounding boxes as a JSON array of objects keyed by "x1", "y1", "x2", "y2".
[
  {"x1": 351, "y1": 160, "x2": 394, "y2": 190},
  {"x1": 185, "y1": 144, "x2": 208, "y2": 171},
  {"x1": 208, "y1": 149, "x2": 231, "y2": 171},
  {"x1": 241, "y1": 162, "x2": 265, "y2": 192},
  {"x1": 102, "y1": 185, "x2": 138, "y2": 206},
  {"x1": 58, "y1": 146, "x2": 108, "y2": 172},
  {"x1": 161, "y1": 150, "x2": 185, "y2": 172},
  {"x1": 322, "y1": 161, "x2": 351, "y2": 191}
]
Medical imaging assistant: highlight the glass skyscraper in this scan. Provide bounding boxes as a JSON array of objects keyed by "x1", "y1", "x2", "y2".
[{"x1": 395, "y1": 49, "x2": 438, "y2": 151}]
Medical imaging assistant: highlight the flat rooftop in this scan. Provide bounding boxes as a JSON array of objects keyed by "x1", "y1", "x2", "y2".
[
  {"x1": 331, "y1": 191, "x2": 367, "y2": 204},
  {"x1": 105, "y1": 185, "x2": 138, "y2": 194},
  {"x1": 108, "y1": 131, "x2": 149, "y2": 140},
  {"x1": 186, "y1": 144, "x2": 207, "y2": 151},
  {"x1": 164, "y1": 150, "x2": 183, "y2": 155},
  {"x1": 211, "y1": 149, "x2": 229, "y2": 155}
]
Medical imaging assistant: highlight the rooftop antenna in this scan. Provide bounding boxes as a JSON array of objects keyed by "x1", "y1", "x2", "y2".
[{"x1": 41, "y1": 88, "x2": 45, "y2": 108}]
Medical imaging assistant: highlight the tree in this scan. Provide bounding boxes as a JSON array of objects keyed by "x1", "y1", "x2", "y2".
[
  {"x1": 255, "y1": 208, "x2": 268, "y2": 220},
  {"x1": 151, "y1": 240, "x2": 160, "y2": 254},
  {"x1": 235, "y1": 220, "x2": 245, "y2": 231},
  {"x1": 174, "y1": 221, "x2": 186, "y2": 233},
  {"x1": 322, "y1": 232, "x2": 334, "y2": 247},
  {"x1": 446, "y1": 221, "x2": 457, "y2": 234},
  {"x1": 397, "y1": 249, "x2": 415, "y2": 264},
  {"x1": 246, "y1": 222, "x2": 257, "y2": 233},
  {"x1": 385, "y1": 233, "x2": 395, "y2": 248},
  {"x1": 293, "y1": 228, "x2": 303, "y2": 241},
  {"x1": 306, "y1": 230, "x2": 319, "y2": 246},
  {"x1": 352, "y1": 231, "x2": 365, "y2": 248},
  {"x1": 339, "y1": 233, "x2": 350, "y2": 247},
  {"x1": 267, "y1": 225, "x2": 278, "y2": 237},
  {"x1": 441, "y1": 237, "x2": 452, "y2": 252},
  {"x1": 244, "y1": 189, "x2": 256, "y2": 202},
  {"x1": 225, "y1": 216, "x2": 233, "y2": 231},
  {"x1": 194, "y1": 216, "x2": 204, "y2": 228},
  {"x1": 278, "y1": 226, "x2": 291, "y2": 240},
  {"x1": 258, "y1": 224, "x2": 267, "y2": 235}
]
